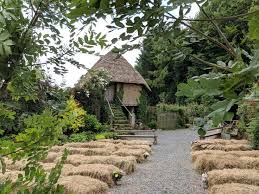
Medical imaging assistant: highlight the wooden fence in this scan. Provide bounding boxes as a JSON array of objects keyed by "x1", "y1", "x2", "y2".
[{"x1": 157, "y1": 112, "x2": 178, "y2": 130}]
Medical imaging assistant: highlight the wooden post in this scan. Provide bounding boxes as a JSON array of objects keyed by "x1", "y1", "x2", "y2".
[{"x1": 129, "y1": 107, "x2": 136, "y2": 128}]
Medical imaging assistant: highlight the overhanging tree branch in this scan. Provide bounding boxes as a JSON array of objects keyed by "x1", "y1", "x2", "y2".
[
  {"x1": 195, "y1": 1, "x2": 237, "y2": 58},
  {"x1": 181, "y1": 9, "x2": 259, "y2": 22},
  {"x1": 166, "y1": 12, "x2": 236, "y2": 58},
  {"x1": 191, "y1": 55, "x2": 231, "y2": 72}
]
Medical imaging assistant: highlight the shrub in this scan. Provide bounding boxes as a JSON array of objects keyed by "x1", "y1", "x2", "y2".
[
  {"x1": 58, "y1": 134, "x2": 68, "y2": 145},
  {"x1": 250, "y1": 117, "x2": 259, "y2": 149},
  {"x1": 95, "y1": 132, "x2": 117, "y2": 140},
  {"x1": 60, "y1": 96, "x2": 86, "y2": 134},
  {"x1": 237, "y1": 103, "x2": 257, "y2": 137},
  {"x1": 68, "y1": 132, "x2": 96, "y2": 142},
  {"x1": 147, "y1": 120, "x2": 157, "y2": 129},
  {"x1": 184, "y1": 102, "x2": 210, "y2": 123},
  {"x1": 84, "y1": 114, "x2": 102, "y2": 132}
]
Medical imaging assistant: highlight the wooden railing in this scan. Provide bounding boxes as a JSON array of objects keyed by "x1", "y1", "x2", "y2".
[
  {"x1": 117, "y1": 96, "x2": 132, "y2": 117},
  {"x1": 105, "y1": 96, "x2": 114, "y2": 126}
]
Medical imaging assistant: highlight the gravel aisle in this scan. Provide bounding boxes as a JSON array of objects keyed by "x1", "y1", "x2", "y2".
[{"x1": 109, "y1": 129, "x2": 206, "y2": 194}]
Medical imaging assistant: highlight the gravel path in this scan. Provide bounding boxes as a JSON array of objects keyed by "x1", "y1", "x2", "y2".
[{"x1": 109, "y1": 129, "x2": 206, "y2": 194}]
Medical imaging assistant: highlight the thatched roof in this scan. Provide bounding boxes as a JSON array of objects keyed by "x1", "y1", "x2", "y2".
[{"x1": 91, "y1": 51, "x2": 150, "y2": 90}]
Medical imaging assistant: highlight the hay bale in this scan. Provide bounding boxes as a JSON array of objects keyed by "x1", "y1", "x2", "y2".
[
  {"x1": 209, "y1": 183, "x2": 259, "y2": 194},
  {"x1": 194, "y1": 154, "x2": 259, "y2": 174},
  {"x1": 41, "y1": 163, "x2": 76, "y2": 176},
  {"x1": 0, "y1": 170, "x2": 22, "y2": 182},
  {"x1": 4, "y1": 158, "x2": 26, "y2": 171},
  {"x1": 63, "y1": 154, "x2": 136, "y2": 174},
  {"x1": 192, "y1": 150, "x2": 259, "y2": 162},
  {"x1": 191, "y1": 139, "x2": 249, "y2": 151},
  {"x1": 50, "y1": 145, "x2": 116, "y2": 156},
  {"x1": 113, "y1": 148, "x2": 148, "y2": 163},
  {"x1": 66, "y1": 147, "x2": 115, "y2": 156},
  {"x1": 67, "y1": 164, "x2": 123, "y2": 187},
  {"x1": 191, "y1": 142, "x2": 251, "y2": 152},
  {"x1": 57, "y1": 175, "x2": 108, "y2": 194},
  {"x1": 98, "y1": 139, "x2": 153, "y2": 146},
  {"x1": 119, "y1": 144, "x2": 152, "y2": 153},
  {"x1": 64, "y1": 142, "x2": 117, "y2": 149},
  {"x1": 41, "y1": 152, "x2": 62, "y2": 163},
  {"x1": 192, "y1": 139, "x2": 248, "y2": 146},
  {"x1": 49, "y1": 146, "x2": 65, "y2": 152},
  {"x1": 207, "y1": 169, "x2": 259, "y2": 188}
]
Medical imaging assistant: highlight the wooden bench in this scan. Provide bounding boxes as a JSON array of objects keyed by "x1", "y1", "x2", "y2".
[
  {"x1": 115, "y1": 129, "x2": 158, "y2": 144},
  {"x1": 201, "y1": 127, "x2": 223, "y2": 139},
  {"x1": 200, "y1": 120, "x2": 239, "y2": 140}
]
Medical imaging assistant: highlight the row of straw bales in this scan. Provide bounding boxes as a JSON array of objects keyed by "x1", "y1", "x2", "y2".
[
  {"x1": 1, "y1": 139, "x2": 153, "y2": 194},
  {"x1": 191, "y1": 150, "x2": 259, "y2": 162},
  {"x1": 193, "y1": 154, "x2": 259, "y2": 174},
  {"x1": 0, "y1": 170, "x2": 109, "y2": 194},
  {"x1": 42, "y1": 163, "x2": 123, "y2": 187},
  {"x1": 191, "y1": 139, "x2": 251, "y2": 152},
  {"x1": 63, "y1": 154, "x2": 136, "y2": 174},
  {"x1": 49, "y1": 141, "x2": 151, "y2": 164},
  {"x1": 191, "y1": 139, "x2": 259, "y2": 194}
]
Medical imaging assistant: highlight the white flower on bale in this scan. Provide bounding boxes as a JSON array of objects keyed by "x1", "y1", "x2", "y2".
[
  {"x1": 202, "y1": 173, "x2": 208, "y2": 189},
  {"x1": 144, "y1": 152, "x2": 150, "y2": 159}
]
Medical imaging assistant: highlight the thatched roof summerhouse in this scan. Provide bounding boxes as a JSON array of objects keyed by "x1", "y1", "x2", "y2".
[
  {"x1": 76, "y1": 50, "x2": 151, "y2": 128},
  {"x1": 92, "y1": 51, "x2": 150, "y2": 91}
]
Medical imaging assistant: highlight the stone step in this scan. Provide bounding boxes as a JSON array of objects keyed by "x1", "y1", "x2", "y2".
[
  {"x1": 114, "y1": 114, "x2": 126, "y2": 117},
  {"x1": 114, "y1": 123, "x2": 132, "y2": 127},
  {"x1": 114, "y1": 127, "x2": 132, "y2": 130},
  {"x1": 114, "y1": 115, "x2": 127, "y2": 119},
  {"x1": 114, "y1": 120, "x2": 129, "y2": 124},
  {"x1": 111, "y1": 103, "x2": 131, "y2": 130}
]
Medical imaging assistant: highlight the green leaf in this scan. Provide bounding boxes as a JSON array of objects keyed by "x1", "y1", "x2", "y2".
[
  {"x1": 100, "y1": 0, "x2": 109, "y2": 9},
  {"x1": 79, "y1": 48, "x2": 88, "y2": 53},
  {"x1": 126, "y1": 19, "x2": 134, "y2": 26},
  {"x1": 3, "y1": 44, "x2": 11, "y2": 55},
  {"x1": 224, "y1": 112, "x2": 234, "y2": 121},
  {"x1": 0, "y1": 14, "x2": 5, "y2": 24},
  {"x1": 127, "y1": 27, "x2": 135, "y2": 33},
  {"x1": 78, "y1": 37, "x2": 84, "y2": 45},
  {"x1": 0, "y1": 45, "x2": 3, "y2": 55},
  {"x1": 111, "y1": 38, "x2": 118, "y2": 44},
  {"x1": 0, "y1": 31, "x2": 10, "y2": 41},
  {"x1": 73, "y1": 41, "x2": 79, "y2": 48},
  {"x1": 0, "y1": 157, "x2": 6, "y2": 174},
  {"x1": 114, "y1": 20, "x2": 124, "y2": 28},
  {"x1": 44, "y1": 39, "x2": 50, "y2": 44},
  {"x1": 248, "y1": 6, "x2": 259, "y2": 40},
  {"x1": 198, "y1": 128, "x2": 206, "y2": 137}
]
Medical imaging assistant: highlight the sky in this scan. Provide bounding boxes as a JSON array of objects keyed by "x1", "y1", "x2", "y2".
[{"x1": 50, "y1": 4, "x2": 200, "y2": 87}]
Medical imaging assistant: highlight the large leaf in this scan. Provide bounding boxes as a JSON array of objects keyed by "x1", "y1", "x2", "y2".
[{"x1": 248, "y1": 5, "x2": 259, "y2": 40}]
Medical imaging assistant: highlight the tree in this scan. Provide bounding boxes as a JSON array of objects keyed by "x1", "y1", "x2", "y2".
[
  {"x1": 73, "y1": 69, "x2": 110, "y2": 123},
  {"x1": 0, "y1": 0, "x2": 106, "y2": 192},
  {"x1": 135, "y1": 0, "x2": 256, "y2": 105},
  {"x1": 135, "y1": 28, "x2": 206, "y2": 104}
]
